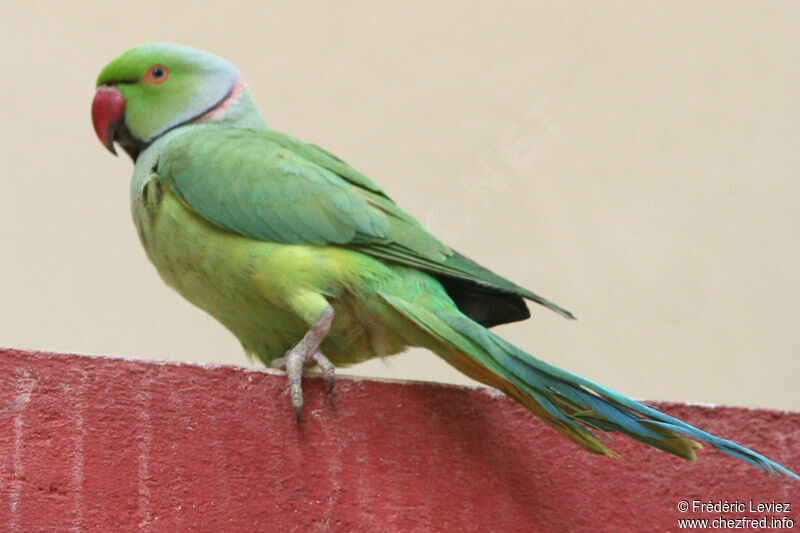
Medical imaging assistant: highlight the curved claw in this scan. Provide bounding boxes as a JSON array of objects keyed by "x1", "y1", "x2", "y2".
[{"x1": 312, "y1": 350, "x2": 336, "y2": 394}]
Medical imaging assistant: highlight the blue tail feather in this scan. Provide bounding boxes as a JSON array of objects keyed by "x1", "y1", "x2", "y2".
[{"x1": 438, "y1": 312, "x2": 800, "y2": 482}]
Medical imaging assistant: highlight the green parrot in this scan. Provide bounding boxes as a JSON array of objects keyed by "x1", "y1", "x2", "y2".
[{"x1": 92, "y1": 43, "x2": 797, "y2": 480}]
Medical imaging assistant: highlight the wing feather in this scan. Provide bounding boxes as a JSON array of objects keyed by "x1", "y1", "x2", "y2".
[{"x1": 157, "y1": 125, "x2": 573, "y2": 319}]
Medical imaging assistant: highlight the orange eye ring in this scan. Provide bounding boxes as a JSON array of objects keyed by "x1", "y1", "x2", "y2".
[{"x1": 145, "y1": 64, "x2": 169, "y2": 84}]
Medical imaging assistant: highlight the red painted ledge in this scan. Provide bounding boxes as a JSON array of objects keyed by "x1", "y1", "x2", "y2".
[{"x1": 0, "y1": 348, "x2": 797, "y2": 532}]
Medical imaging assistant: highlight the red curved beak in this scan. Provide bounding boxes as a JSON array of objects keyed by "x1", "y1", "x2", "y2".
[{"x1": 91, "y1": 86, "x2": 126, "y2": 155}]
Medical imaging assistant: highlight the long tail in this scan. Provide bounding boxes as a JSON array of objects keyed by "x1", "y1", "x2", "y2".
[{"x1": 381, "y1": 294, "x2": 800, "y2": 481}]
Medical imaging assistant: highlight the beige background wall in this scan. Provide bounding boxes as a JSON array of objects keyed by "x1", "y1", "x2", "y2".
[{"x1": 1, "y1": 2, "x2": 797, "y2": 409}]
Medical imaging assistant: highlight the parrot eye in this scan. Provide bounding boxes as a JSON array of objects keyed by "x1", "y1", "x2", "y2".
[{"x1": 145, "y1": 64, "x2": 169, "y2": 84}]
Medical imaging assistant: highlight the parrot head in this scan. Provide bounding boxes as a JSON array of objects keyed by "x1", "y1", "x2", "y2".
[{"x1": 91, "y1": 43, "x2": 244, "y2": 160}]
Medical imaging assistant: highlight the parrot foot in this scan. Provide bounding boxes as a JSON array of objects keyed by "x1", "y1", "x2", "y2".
[{"x1": 270, "y1": 306, "x2": 336, "y2": 423}]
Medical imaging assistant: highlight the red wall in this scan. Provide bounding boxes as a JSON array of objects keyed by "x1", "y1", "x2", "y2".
[{"x1": 0, "y1": 348, "x2": 797, "y2": 531}]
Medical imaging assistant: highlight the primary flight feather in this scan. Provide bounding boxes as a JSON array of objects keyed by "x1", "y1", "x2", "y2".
[{"x1": 92, "y1": 43, "x2": 798, "y2": 480}]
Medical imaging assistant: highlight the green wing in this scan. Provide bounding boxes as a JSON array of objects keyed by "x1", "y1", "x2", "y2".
[{"x1": 157, "y1": 125, "x2": 574, "y2": 320}]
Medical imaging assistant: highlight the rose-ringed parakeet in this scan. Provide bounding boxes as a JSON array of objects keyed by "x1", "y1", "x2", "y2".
[{"x1": 91, "y1": 43, "x2": 798, "y2": 480}]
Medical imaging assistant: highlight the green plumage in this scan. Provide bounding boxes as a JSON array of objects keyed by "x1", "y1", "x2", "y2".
[
  {"x1": 94, "y1": 43, "x2": 798, "y2": 482},
  {"x1": 159, "y1": 126, "x2": 573, "y2": 324}
]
